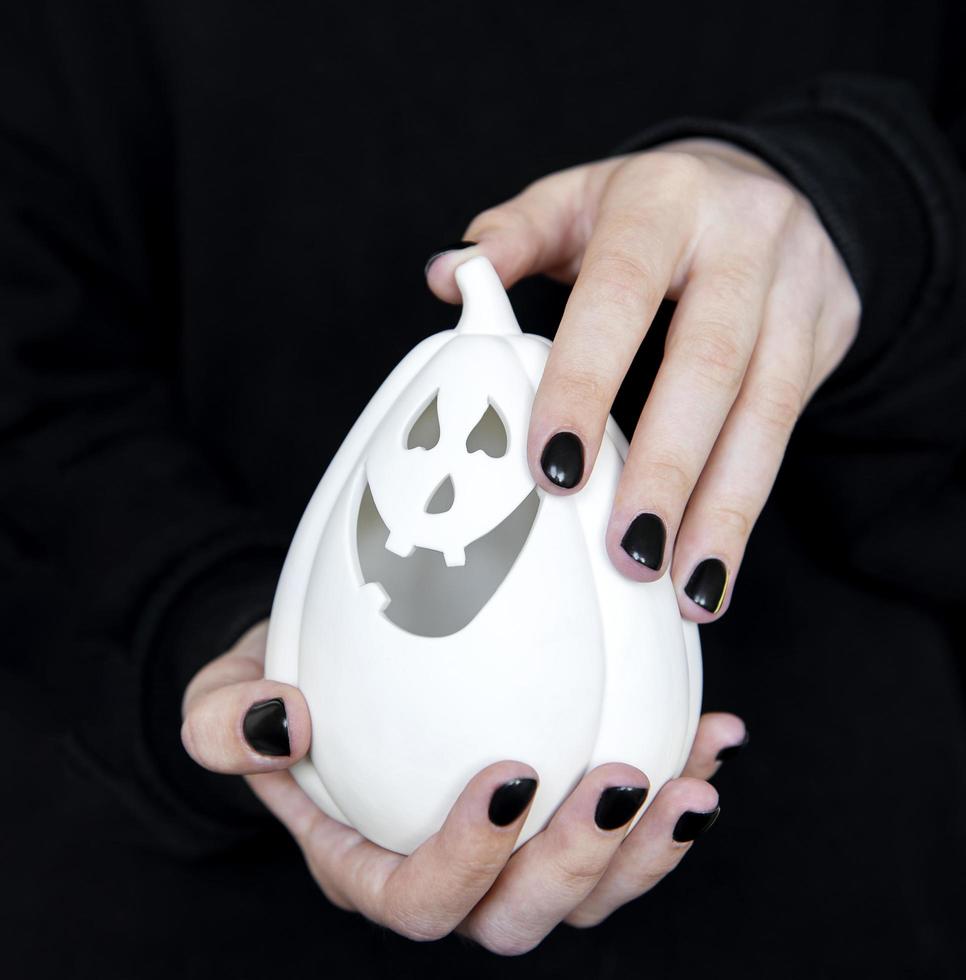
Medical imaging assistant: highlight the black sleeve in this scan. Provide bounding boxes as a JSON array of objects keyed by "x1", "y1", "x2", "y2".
[
  {"x1": 0, "y1": 4, "x2": 285, "y2": 855},
  {"x1": 619, "y1": 71, "x2": 966, "y2": 610}
]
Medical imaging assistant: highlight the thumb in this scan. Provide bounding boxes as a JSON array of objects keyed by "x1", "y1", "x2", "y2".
[
  {"x1": 181, "y1": 620, "x2": 311, "y2": 775},
  {"x1": 425, "y1": 161, "x2": 604, "y2": 303}
]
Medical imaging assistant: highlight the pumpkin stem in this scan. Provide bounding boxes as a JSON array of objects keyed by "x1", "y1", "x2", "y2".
[{"x1": 453, "y1": 256, "x2": 522, "y2": 337}]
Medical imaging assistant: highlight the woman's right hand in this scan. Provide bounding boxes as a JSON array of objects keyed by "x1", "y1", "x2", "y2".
[{"x1": 181, "y1": 620, "x2": 745, "y2": 955}]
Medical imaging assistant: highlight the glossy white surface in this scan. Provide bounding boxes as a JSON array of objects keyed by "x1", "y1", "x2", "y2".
[{"x1": 265, "y1": 257, "x2": 701, "y2": 855}]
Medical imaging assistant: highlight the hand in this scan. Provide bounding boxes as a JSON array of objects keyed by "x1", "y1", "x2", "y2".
[
  {"x1": 182, "y1": 621, "x2": 747, "y2": 954},
  {"x1": 426, "y1": 139, "x2": 860, "y2": 621}
]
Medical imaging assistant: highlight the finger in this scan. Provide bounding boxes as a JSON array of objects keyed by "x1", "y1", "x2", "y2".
[
  {"x1": 670, "y1": 262, "x2": 820, "y2": 621},
  {"x1": 245, "y1": 770, "x2": 369, "y2": 912},
  {"x1": 255, "y1": 763, "x2": 539, "y2": 932},
  {"x1": 605, "y1": 240, "x2": 774, "y2": 585},
  {"x1": 527, "y1": 163, "x2": 695, "y2": 495},
  {"x1": 680, "y1": 711, "x2": 748, "y2": 780},
  {"x1": 181, "y1": 620, "x2": 311, "y2": 774},
  {"x1": 424, "y1": 161, "x2": 618, "y2": 303},
  {"x1": 461, "y1": 763, "x2": 649, "y2": 956},
  {"x1": 181, "y1": 624, "x2": 310, "y2": 775},
  {"x1": 566, "y1": 776, "x2": 720, "y2": 929},
  {"x1": 373, "y1": 762, "x2": 539, "y2": 940},
  {"x1": 181, "y1": 676, "x2": 311, "y2": 774},
  {"x1": 280, "y1": 761, "x2": 539, "y2": 942}
]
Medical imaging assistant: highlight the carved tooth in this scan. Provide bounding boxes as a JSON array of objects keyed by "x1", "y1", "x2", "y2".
[
  {"x1": 361, "y1": 581, "x2": 390, "y2": 611},
  {"x1": 443, "y1": 547, "x2": 466, "y2": 568},
  {"x1": 385, "y1": 531, "x2": 415, "y2": 558}
]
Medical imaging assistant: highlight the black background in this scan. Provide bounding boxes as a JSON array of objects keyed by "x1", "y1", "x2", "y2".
[{"x1": 2, "y1": 2, "x2": 965, "y2": 977}]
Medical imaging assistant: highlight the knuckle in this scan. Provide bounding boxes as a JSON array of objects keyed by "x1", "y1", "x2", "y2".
[
  {"x1": 842, "y1": 287, "x2": 862, "y2": 330},
  {"x1": 710, "y1": 500, "x2": 755, "y2": 541},
  {"x1": 814, "y1": 284, "x2": 861, "y2": 375},
  {"x1": 467, "y1": 201, "x2": 529, "y2": 239},
  {"x1": 705, "y1": 260, "x2": 761, "y2": 307},
  {"x1": 675, "y1": 325, "x2": 748, "y2": 392},
  {"x1": 382, "y1": 899, "x2": 450, "y2": 943},
  {"x1": 470, "y1": 919, "x2": 540, "y2": 957},
  {"x1": 464, "y1": 207, "x2": 500, "y2": 239},
  {"x1": 748, "y1": 178, "x2": 798, "y2": 228},
  {"x1": 585, "y1": 249, "x2": 654, "y2": 316},
  {"x1": 646, "y1": 451, "x2": 695, "y2": 500},
  {"x1": 834, "y1": 281, "x2": 862, "y2": 337},
  {"x1": 439, "y1": 842, "x2": 507, "y2": 886},
  {"x1": 552, "y1": 852, "x2": 607, "y2": 889},
  {"x1": 630, "y1": 864, "x2": 673, "y2": 892},
  {"x1": 314, "y1": 876, "x2": 356, "y2": 913},
  {"x1": 794, "y1": 218, "x2": 831, "y2": 267},
  {"x1": 179, "y1": 716, "x2": 199, "y2": 760},
  {"x1": 565, "y1": 907, "x2": 608, "y2": 929},
  {"x1": 640, "y1": 149, "x2": 709, "y2": 191},
  {"x1": 745, "y1": 375, "x2": 805, "y2": 434},
  {"x1": 555, "y1": 367, "x2": 610, "y2": 411},
  {"x1": 546, "y1": 827, "x2": 609, "y2": 889}
]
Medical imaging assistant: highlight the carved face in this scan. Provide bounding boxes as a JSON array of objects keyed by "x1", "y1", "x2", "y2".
[{"x1": 358, "y1": 334, "x2": 540, "y2": 636}]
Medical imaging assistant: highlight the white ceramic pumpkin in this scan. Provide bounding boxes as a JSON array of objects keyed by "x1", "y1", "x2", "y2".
[{"x1": 265, "y1": 256, "x2": 701, "y2": 855}]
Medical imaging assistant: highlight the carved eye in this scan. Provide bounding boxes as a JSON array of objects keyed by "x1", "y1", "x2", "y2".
[
  {"x1": 465, "y1": 402, "x2": 507, "y2": 458},
  {"x1": 406, "y1": 393, "x2": 440, "y2": 450}
]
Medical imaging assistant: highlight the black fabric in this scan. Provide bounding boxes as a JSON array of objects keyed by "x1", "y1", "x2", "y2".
[{"x1": 1, "y1": 1, "x2": 965, "y2": 977}]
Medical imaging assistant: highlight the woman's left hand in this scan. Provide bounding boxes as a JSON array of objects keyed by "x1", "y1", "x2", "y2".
[{"x1": 426, "y1": 140, "x2": 860, "y2": 621}]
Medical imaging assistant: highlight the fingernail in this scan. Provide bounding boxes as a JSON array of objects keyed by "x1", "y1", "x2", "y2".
[
  {"x1": 424, "y1": 240, "x2": 477, "y2": 276},
  {"x1": 488, "y1": 777, "x2": 538, "y2": 826},
  {"x1": 716, "y1": 730, "x2": 750, "y2": 762},
  {"x1": 684, "y1": 558, "x2": 728, "y2": 613},
  {"x1": 540, "y1": 431, "x2": 584, "y2": 489},
  {"x1": 620, "y1": 513, "x2": 666, "y2": 570},
  {"x1": 595, "y1": 785, "x2": 649, "y2": 831},
  {"x1": 672, "y1": 806, "x2": 721, "y2": 843},
  {"x1": 243, "y1": 698, "x2": 290, "y2": 757}
]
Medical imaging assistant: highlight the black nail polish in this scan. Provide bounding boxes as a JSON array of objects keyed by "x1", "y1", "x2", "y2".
[
  {"x1": 540, "y1": 431, "x2": 584, "y2": 489},
  {"x1": 716, "y1": 731, "x2": 749, "y2": 762},
  {"x1": 488, "y1": 777, "x2": 538, "y2": 826},
  {"x1": 620, "y1": 513, "x2": 666, "y2": 570},
  {"x1": 684, "y1": 558, "x2": 728, "y2": 614},
  {"x1": 594, "y1": 785, "x2": 649, "y2": 831},
  {"x1": 672, "y1": 806, "x2": 721, "y2": 843},
  {"x1": 243, "y1": 698, "x2": 290, "y2": 757},
  {"x1": 424, "y1": 240, "x2": 477, "y2": 275}
]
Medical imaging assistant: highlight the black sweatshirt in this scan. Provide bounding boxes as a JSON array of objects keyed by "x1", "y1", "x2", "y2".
[{"x1": 2, "y1": 2, "x2": 965, "y2": 977}]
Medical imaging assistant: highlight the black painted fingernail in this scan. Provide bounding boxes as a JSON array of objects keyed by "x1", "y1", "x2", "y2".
[
  {"x1": 672, "y1": 806, "x2": 720, "y2": 843},
  {"x1": 620, "y1": 513, "x2": 666, "y2": 570},
  {"x1": 684, "y1": 558, "x2": 728, "y2": 613},
  {"x1": 243, "y1": 698, "x2": 290, "y2": 757},
  {"x1": 716, "y1": 730, "x2": 750, "y2": 762},
  {"x1": 540, "y1": 431, "x2": 584, "y2": 489},
  {"x1": 424, "y1": 240, "x2": 477, "y2": 275},
  {"x1": 488, "y1": 777, "x2": 538, "y2": 826},
  {"x1": 595, "y1": 785, "x2": 649, "y2": 830}
]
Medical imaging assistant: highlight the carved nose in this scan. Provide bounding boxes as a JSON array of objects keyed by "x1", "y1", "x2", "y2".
[{"x1": 425, "y1": 475, "x2": 455, "y2": 514}]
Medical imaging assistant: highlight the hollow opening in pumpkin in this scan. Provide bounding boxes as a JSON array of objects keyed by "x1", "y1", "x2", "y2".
[
  {"x1": 465, "y1": 402, "x2": 508, "y2": 458},
  {"x1": 405, "y1": 391, "x2": 440, "y2": 450},
  {"x1": 424, "y1": 475, "x2": 455, "y2": 514},
  {"x1": 356, "y1": 483, "x2": 539, "y2": 637}
]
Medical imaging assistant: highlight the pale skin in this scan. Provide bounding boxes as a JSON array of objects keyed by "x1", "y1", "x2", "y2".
[
  {"x1": 184, "y1": 141, "x2": 859, "y2": 951},
  {"x1": 428, "y1": 139, "x2": 860, "y2": 620},
  {"x1": 183, "y1": 621, "x2": 743, "y2": 954}
]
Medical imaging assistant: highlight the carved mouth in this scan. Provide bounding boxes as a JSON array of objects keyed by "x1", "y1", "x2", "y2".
[{"x1": 356, "y1": 483, "x2": 539, "y2": 638}]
